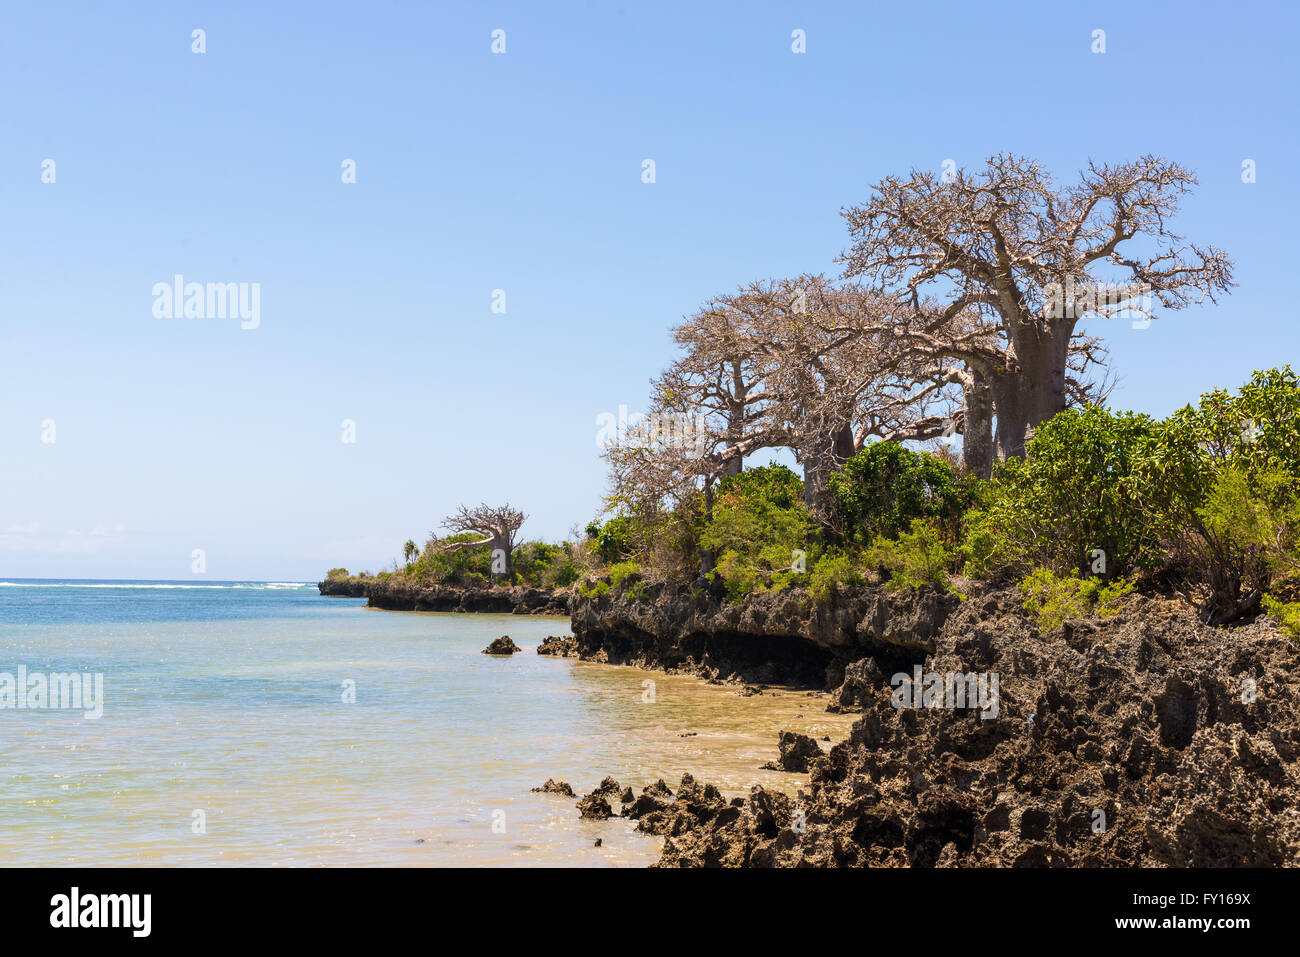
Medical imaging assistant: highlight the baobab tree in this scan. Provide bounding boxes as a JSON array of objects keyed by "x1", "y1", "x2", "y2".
[
  {"x1": 840, "y1": 154, "x2": 1233, "y2": 460},
  {"x1": 434, "y1": 503, "x2": 527, "y2": 579},
  {"x1": 881, "y1": 298, "x2": 1115, "y2": 477},
  {"x1": 712, "y1": 275, "x2": 962, "y2": 513},
  {"x1": 654, "y1": 302, "x2": 784, "y2": 478}
]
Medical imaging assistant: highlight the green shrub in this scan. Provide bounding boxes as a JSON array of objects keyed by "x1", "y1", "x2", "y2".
[
  {"x1": 544, "y1": 558, "x2": 580, "y2": 588},
  {"x1": 1141, "y1": 368, "x2": 1300, "y2": 622},
  {"x1": 829, "y1": 442, "x2": 966, "y2": 545},
  {"x1": 809, "y1": 549, "x2": 865, "y2": 604},
  {"x1": 1263, "y1": 596, "x2": 1300, "y2": 641},
  {"x1": 1019, "y1": 567, "x2": 1135, "y2": 632},
  {"x1": 608, "y1": 560, "x2": 641, "y2": 588},
  {"x1": 326, "y1": 567, "x2": 349, "y2": 579},
  {"x1": 578, "y1": 578, "x2": 611, "y2": 599},
  {"x1": 865, "y1": 519, "x2": 954, "y2": 591},
  {"x1": 962, "y1": 406, "x2": 1162, "y2": 580},
  {"x1": 956, "y1": 512, "x2": 1011, "y2": 580},
  {"x1": 701, "y1": 465, "x2": 816, "y2": 601},
  {"x1": 1148, "y1": 367, "x2": 1300, "y2": 507},
  {"x1": 586, "y1": 515, "x2": 635, "y2": 566},
  {"x1": 510, "y1": 541, "x2": 581, "y2": 588}
]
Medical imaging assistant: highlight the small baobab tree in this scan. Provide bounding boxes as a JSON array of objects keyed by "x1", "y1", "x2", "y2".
[{"x1": 434, "y1": 504, "x2": 527, "y2": 580}]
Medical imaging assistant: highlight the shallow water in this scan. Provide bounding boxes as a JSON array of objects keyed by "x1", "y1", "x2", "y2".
[{"x1": 0, "y1": 581, "x2": 853, "y2": 866}]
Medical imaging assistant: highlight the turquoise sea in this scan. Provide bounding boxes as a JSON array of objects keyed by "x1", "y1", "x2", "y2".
[{"x1": 0, "y1": 580, "x2": 850, "y2": 866}]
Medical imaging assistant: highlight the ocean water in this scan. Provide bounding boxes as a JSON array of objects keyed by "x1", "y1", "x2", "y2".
[{"x1": 0, "y1": 580, "x2": 852, "y2": 866}]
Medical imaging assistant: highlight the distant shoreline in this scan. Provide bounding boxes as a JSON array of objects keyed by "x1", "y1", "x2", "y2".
[{"x1": 318, "y1": 575, "x2": 571, "y2": 615}]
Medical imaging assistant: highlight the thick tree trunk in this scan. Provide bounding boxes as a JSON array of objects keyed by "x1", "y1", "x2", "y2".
[
  {"x1": 802, "y1": 422, "x2": 855, "y2": 515},
  {"x1": 724, "y1": 367, "x2": 747, "y2": 477},
  {"x1": 722, "y1": 443, "x2": 743, "y2": 477},
  {"x1": 991, "y1": 324, "x2": 1072, "y2": 461},
  {"x1": 962, "y1": 370, "x2": 994, "y2": 480},
  {"x1": 493, "y1": 533, "x2": 513, "y2": 579}
]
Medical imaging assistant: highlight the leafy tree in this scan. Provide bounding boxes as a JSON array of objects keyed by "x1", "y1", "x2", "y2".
[
  {"x1": 963, "y1": 405, "x2": 1161, "y2": 579},
  {"x1": 699, "y1": 465, "x2": 816, "y2": 599},
  {"x1": 1140, "y1": 367, "x2": 1300, "y2": 622},
  {"x1": 829, "y1": 441, "x2": 966, "y2": 545}
]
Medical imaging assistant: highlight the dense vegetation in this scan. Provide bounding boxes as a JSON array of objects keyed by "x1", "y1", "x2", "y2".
[
  {"x1": 583, "y1": 367, "x2": 1300, "y2": 637},
  {"x1": 326, "y1": 157, "x2": 1296, "y2": 639},
  {"x1": 329, "y1": 531, "x2": 583, "y2": 590}
]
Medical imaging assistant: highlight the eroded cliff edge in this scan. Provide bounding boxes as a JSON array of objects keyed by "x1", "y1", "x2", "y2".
[
  {"x1": 573, "y1": 583, "x2": 1300, "y2": 867},
  {"x1": 318, "y1": 577, "x2": 569, "y2": 615},
  {"x1": 569, "y1": 580, "x2": 958, "y2": 687}
]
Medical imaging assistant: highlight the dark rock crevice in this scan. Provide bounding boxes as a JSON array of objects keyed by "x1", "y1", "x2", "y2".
[{"x1": 570, "y1": 582, "x2": 957, "y2": 688}]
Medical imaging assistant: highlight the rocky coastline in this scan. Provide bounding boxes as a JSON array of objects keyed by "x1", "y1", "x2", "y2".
[
  {"x1": 318, "y1": 573, "x2": 1300, "y2": 866},
  {"x1": 561, "y1": 585, "x2": 1300, "y2": 867},
  {"x1": 317, "y1": 576, "x2": 570, "y2": 615},
  {"x1": 569, "y1": 579, "x2": 958, "y2": 688}
]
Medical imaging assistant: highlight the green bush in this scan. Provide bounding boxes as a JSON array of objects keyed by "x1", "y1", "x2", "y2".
[
  {"x1": 608, "y1": 560, "x2": 641, "y2": 589},
  {"x1": 829, "y1": 442, "x2": 966, "y2": 545},
  {"x1": 578, "y1": 578, "x2": 611, "y2": 599},
  {"x1": 1263, "y1": 596, "x2": 1300, "y2": 641},
  {"x1": 809, "y1": 549, "x2": 865, "y2": 604},
  {"x1": 866, "y1": 519, "x2": 954, "y2": 591},
  {"x1": 962, "y1": 406, "x2": 1162, "y2": 580},
  {"x1": 1019, "y1": 567, "x2": 1135, "y2": 632},
  {"x1": 586, "y1": 516, "x2": 635, "y2": 566},
  {"x1": 1140, "y1": 368, "x2": 1300, "y2": 622},
  {"x1": 1148, "y1": 367, "x2": 1300, "y2": 505},
  {"x1": 701, "y1": 465, "x2": 816, "y2": 601},
  {"x1": 326, "y1": 567, "x2": 349, "y2": 579},
  {"x1": 408, "y1": 532, "x2": 494, "y2": 586},
  {"x1": 511, "y1": 541, "x2": 581, "y2": 588}
]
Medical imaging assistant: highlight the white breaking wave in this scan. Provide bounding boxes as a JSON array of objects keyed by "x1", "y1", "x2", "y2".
[{"x1": 0, "y1": 581, "x2": 312, "y2": 590}]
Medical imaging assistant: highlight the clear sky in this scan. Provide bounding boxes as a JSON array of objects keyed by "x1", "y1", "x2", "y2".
[{"x1": 2, "y1": 0, "x2": 1297, "y2": 580}]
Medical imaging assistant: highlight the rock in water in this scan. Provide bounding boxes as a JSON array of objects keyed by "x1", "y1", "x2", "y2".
[
  {"x1": 482, "y1": 635, "x2": 521, "y2": 655},
  {"x1": 577, "y1": 793, "x2": 613, "y2": 819},
  {"x1": 760, "y1": 731, "x2": 824, "y2": 772},
  {"x1": 537, "y1": 635, "x2": 578, "y2": 657},
  {"x1": 826, "y1": 657, "x2": 886, "y2": 713},
  {"x1": 576, "y1": 777, "x2": 623, "y2": 819},
  {"x1": 531, "y1": 778, "x2": 575, "y2": 797}
]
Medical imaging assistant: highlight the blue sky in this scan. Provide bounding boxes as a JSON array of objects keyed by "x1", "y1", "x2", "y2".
[{"x1": 1, "y1": 0, "x2": 1296, "y2": 580}]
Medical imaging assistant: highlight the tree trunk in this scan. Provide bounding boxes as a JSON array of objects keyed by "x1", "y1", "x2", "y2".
[
  {"x1": 962, "y1": 370, "x2": 994, "y2": 480},
  {"x1": 493, "y1": 533, "x2": 513, "y2": 580},
  {"x1": 991, "y1": 323, "x2": 1072, "y2": 461},
  {"x1": 802, "y1": 421, "x2": 855, "y2": 516},
  {"x1": 723, "y1": 369, "x2": 746, "y2": 477},
  {"x1": 722, "y1": 436, "x2": 743, "y2": 477}
]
